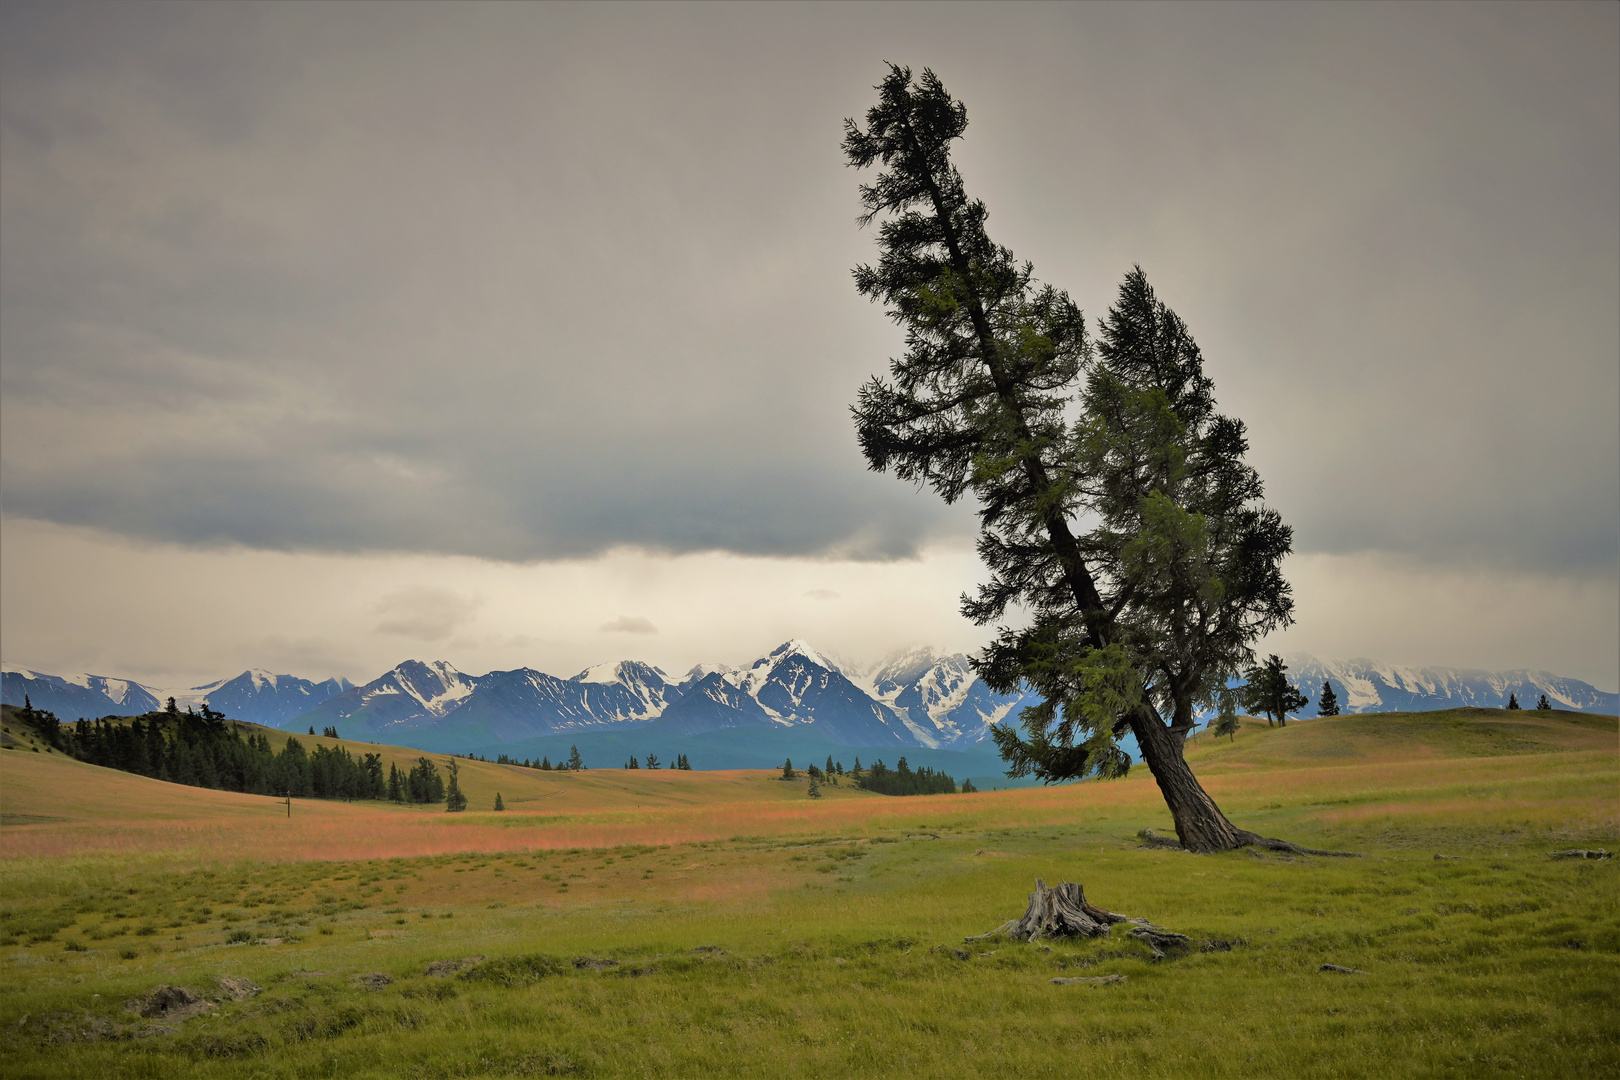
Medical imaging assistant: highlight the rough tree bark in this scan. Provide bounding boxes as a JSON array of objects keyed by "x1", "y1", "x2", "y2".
[{"x1": 967, "y1": 879, "x2": 1193, "y2": 956}]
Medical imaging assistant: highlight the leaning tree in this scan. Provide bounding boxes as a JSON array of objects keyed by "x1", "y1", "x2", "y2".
[{"x1": 846, "y1": 65, "x2": 1334, "y2": 854}]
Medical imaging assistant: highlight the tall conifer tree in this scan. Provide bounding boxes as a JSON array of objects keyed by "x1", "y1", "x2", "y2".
[
  {"x1": 1317, "y1": 680, "x2": 1340, "y2": 717},
  {"x1": 847, "y1": 65, "x2": 1303, "y2": 852}
]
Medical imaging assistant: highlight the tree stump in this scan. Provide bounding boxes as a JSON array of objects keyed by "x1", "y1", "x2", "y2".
[{"x1": 967, "y1": 879, "x2": 1131, "y2": 943}]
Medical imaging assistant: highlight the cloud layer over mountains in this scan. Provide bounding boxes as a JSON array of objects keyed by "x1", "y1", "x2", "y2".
[{"x1": 2, "y1": 3, "x2": 1614, "y2": 573}]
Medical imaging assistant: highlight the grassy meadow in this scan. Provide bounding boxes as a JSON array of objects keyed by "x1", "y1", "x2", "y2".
[{"x1": 0, "y1": 707, "x2": 1615, "y2": 1078}]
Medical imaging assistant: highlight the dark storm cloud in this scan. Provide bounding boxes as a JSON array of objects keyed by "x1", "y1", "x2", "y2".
[{"x1": 2, "y1": 2, "x2": 1614, "y2": 573}]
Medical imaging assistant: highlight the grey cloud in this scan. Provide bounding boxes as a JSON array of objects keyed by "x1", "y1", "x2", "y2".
[
  {"x1": 1, "y1": 3, "x2": 1613, "y2": 576},
  {"x1": 373, "y1": 587, "x2": 481, "y2": 642},
  {"x1": 600, "y1": 616, "x2": 658, "y2": 635}
]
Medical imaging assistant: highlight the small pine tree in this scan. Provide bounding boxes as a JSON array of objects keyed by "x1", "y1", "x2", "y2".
[
  {"x1": 807, "y1": 773, "x2": 821, "y2": 798},
  {"x1": 493, "y1": 792, "x2": 504, "y2": 811},
  {"x1": 1506, "y1": 692, "x2": 1521, "y2": 710},
  {"x1": 625, "y1": 756, "x2": 639, "y2": 769},
  {"x1": 387, "y1": 762, "x2": 404, "y2": 803},
  {"x1": 645, "y1": 754, "x2": 660, "y2": 770},
  {"x1": 1537, "y1": 694, "x2": 1551, "y2": 711},
  {"x1": 826, "y1": 755, "x2": 835, "y2": 775},
  {"x1": 1317, "y1": 681, "x2": 1340, "y2": 717},
  {"x1": 781, "y1": 758, "x2": 796, "y2": 780},
  {"x1": 308, "y1": 725, "x2": 315, "y2": 735},
  {"x1": 445, "y1": 759, "x2": 468, "y2": 812},
  {"x1": 567, "y1": 745, "x2": 584, "y2": 771},
  {"x1": 961, "y1": 778, "x2": 978, "y2": 793},
  {"x1": 1212, "y1": 688, "x2": 1242, "y2": 743}
]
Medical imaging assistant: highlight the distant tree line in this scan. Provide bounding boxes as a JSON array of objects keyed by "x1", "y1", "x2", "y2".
[
  {"x1": 778, "y1": 754, "x2": 973, "y2": 796},
  {"x1": 853, "y1": 756, "x2": 961, "y2": 796},
  {"x1": 493, "y1": 747, "x2": 586, "y2": 771},
  {"x1": 622, "y1": 754, "x2": 693, "y2": 770},
  {"x1": 10, "y1": 696, "x2": 468, "y2": 806}
]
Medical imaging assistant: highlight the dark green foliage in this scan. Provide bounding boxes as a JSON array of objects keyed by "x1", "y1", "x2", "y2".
[
  {"x1": 16, "y1": 698, "x2": 67, "y2": 751},
  {"x1": 624, "y1": 756, "x2": 639, "y2": 770},
  {"x1": 493, "y1": 792, "x2": 504, "y2": 812},
  {"x1": 445, "y1": 759, "x2": 468, "y2": 812},
  {"x1": 645, "y1": 754, "x2": 660, "y2": 770},
  {"x1": 1239, "y1": 655, "x2": 1309, "y2": 727},
  {"x1": 1506, "y1": 693, "x2": 1521, "y2": 710},
  {"x1": 387, "y1": 762, "x2": 404, "y2": 803},
  {"x1": 1318, "y1": 681, "x2": 1341, "y2": 717},
  {"x1": 845, "y1": 66, "x2": 1294, "y2": 798},
  {"x1": 1537, "y1": 695, "x2": 1552, "y2": 711},
  {"x1": 1212, "y1": 688, "x2": 1242, "y2": 742},
  {"x1": 567, "y1": 745, "x2": 585, "y2": 771},
  {"x1": 45, "y1": 705, "x2": 390, "y2": 801},
  {"x1": 961, "y1": 778, "x2": 978, "y2": 792},
  {"x1": 807, "y1": 773, "x2": 821, "y2": 798},
  {"x1": 676, "y1": 753, "x2": 692, "y2": 770},
  {"x1": 405, "y1": 757, "x2": 447, "y2": 803},
  {"x1": 781, "y1": 758, "x2": 796, "y2": 780},
  {"x1": 854, "y1": 756, "x2": 958, "y2": 796}
]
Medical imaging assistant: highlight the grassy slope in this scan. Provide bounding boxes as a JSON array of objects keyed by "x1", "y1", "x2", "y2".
[{"x1": 0, "y1": 709, "x2": 1614, "y2": 1078}]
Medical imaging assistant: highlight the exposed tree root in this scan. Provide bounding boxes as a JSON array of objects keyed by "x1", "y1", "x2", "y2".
[
  {"x1": 967, "y1": 879, "x2": 1190, "y2": 956},
  {"x1": 967, "y1": 879, "x2": 1126, "y2": 942},
  {"x1": 1137, "y1": 828, "x2": 1363, "y2": 858}
]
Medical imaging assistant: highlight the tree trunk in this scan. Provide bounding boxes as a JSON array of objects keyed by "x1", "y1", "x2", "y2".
[
  {"x1": 966, "y1": 878, "x2": 1127, "y2": 942},
  {"x1": 1129, "y1": 709, "x2": 1246, "y2": 853}
]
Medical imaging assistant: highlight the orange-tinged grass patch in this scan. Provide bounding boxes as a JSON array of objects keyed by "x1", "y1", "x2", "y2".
[{"x1": 5, "y1": 734, "x2": 1615, "y2": 868}]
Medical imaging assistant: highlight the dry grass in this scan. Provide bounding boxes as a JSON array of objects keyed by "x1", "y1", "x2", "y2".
[{"x1": 0, "y1": 709, "x2": 1615, "y2": 1079}]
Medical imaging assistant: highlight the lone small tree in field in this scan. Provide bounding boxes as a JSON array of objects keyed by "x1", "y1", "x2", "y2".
[
  {"x1": 445, "y1": 759, "x2": 468, "y2": 812},
  {"x1": 847, "y1": 66, "x2": 1316, "y2": 854},
  {"x1": 781, "y1": 758, "x2": 796, "y2": 780},
  {"x1": 1318, "y1": 681, "x2": 1340, "y2": 717},
  {"x1": 567, "y1": 745, "x2": 584, "y2": 771},
  {"x1": 1537, "y1": 694, "x2": 1551, "y2": 711},
  {"x1": 1505, "y1": 693, "x2": 1521, "y2": 710},
  {"x1": 645, "y1": 754, "x2": 660, "y2": 770},
  {"x1": 493, "y1": 792, "x2": 504, "y2": 811},
  {"x1": 1211, "y1": 689, "x2": 1241, "y2": 743}
]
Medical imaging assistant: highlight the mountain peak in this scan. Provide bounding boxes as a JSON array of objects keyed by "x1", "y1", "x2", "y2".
[
  {"x1": 767, "y1": 639, "x2": 840, "y2": 673},
  {"x1": 572, "y1": 660, "x2": 670, "y2": 687}
]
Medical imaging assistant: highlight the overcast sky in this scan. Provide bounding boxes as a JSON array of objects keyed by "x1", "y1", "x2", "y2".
[{"x1": 2, "y1": 2, "x2": 1616, "y2": 689}]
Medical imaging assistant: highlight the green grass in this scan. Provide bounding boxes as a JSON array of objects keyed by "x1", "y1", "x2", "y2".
[{"x1": 0, "y1": 710, "x2": 1615, "y2": 1077}]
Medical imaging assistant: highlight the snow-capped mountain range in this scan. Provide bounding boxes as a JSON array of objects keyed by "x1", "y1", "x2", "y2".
[
  {"x1": 1282, "y1": 655, "x2": 1618, "y2": 715},
  {"x1": 288, "y1": 641, "x2": 1025, "y2": 752},
  {"x1": 4, "y1": 647, "x2": 1614, "y2": 755},
  {"x1": 0, "y1": 664, "x2": 354, "y2": 728}
]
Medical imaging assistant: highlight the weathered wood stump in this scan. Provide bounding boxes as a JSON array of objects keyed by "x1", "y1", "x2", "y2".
[{"x1": 967, "y1": 879, "x2": 1131, "y2": 943}]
